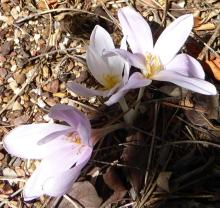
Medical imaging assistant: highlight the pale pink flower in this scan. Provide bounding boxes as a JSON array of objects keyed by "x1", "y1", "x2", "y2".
[
  {"x1": 3, "y1": 104, "x2": 93, "y2": 201},
  {"x1": 109, "y1": 7, "x2": 217, "y2": 95},
  {"x1": 67, "y1": 25, "x2": 151, "y2": 105}
]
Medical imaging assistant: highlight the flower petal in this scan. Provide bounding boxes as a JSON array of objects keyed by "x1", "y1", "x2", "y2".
[
  {"x1": 105, "y1": 49, "x2": 146, "y2": 70},
  {"x1": 90, "y1": 25, "x2": 115, "y2": 54},
  {"x1": 67, "y1": 81, "x2": 109, "y2": 97},
  {"x1": 23, "y1": 145, "x2": 92, "y2": 200},
  {"x1": 89, "y1": 26, "x2": 125, "y2": 81},
  {"x1": 165, "y1": 54, "x2": 205, "y2": 79},
  {"x1": 86, "y1": 46, "x2": 109, "y2": 86},
  {"x1": 153, "y1": 70, "x2": 217, "y2": 95},
  {"x1": 3, "y1": 123, "x2": 72, "y2": 159},
  {"x1": 105, "y1": 72, "x2": 151, "y2": 105},
  {"x1": 154, "y1": 14, "x2": 193, "y2": 65},
  {"x1": 118, "y1": 7, "x2": 153, "y2": 54},
  {"x1": 49, "y1": 105, "x2": 91, "y2": 146}
]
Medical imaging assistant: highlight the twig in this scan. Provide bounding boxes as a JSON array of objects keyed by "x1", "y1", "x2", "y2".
[
  {"x1": 63, "y1": 194, "x2": 82, "y2": 208},
  {"x1": 144, "y1": 102, "x2": 159, "y2": 184},
  {"x1": 198, "y1": 21, "x2": 220, "y2": 60},
  {"x1": 15, "y1": 8, "x2": 112, "y2": 25}
]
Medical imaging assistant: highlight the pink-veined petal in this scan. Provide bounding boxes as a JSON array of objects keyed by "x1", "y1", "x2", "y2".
[
  {"x1": 3, "y1": 123, "x2": 72, "y2": 159},
  {"x1": 67, "y1": 82, "x2": 109, "y2": 97},
  {"x1": 105, "y1": 49, "x2": 146, "y2": 70},
  {"x1": 105, "y1": 72, "x2": 151, "y2": 105},
  {"x1": 49, "y1": 105, "x2": 91, "y2": 146},
  {"x1": 118, "y1": 7, "x2": 153, "y2": 54},
  {"x1": 153, "y1": 70, "x2": 217, "y2": 95},
  {"x1": 90, "y1": 25, "x2": 115, "y2": 55},
  {"x1": 154, "y1": 14, "x2": 193, "y2": 65},
  {"x1": 86, "y1": 46, "x2": 109, "y2": 86},
  {"x1": 23, "y1": 145, "x2": 92, "y2": 200},
  {"x1": 165, "y1": 54, "x2": 205, "y2": 79}
]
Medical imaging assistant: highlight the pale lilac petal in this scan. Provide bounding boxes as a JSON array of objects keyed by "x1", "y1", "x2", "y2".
[
  {"x1": 118, "y1": 7, "x2": 153, "y2": 54},
  {"x1": 43, "y1": 146, "x2": 92, "y2": 197},
  {"x1": 23, "y1": 145, "x2": 92, "y2": 200},
  {"x1": 105, "y1": 49, "x2": 146, "y2": 70},
  {"x1": 90, "y1": 25, "x2": 115, "y2": 55},
  {"x1": 165, "y1": 54, "x2": 205, "y2": 79},
  {"x1": 3, "y1": 123, "x2": 72, "y2": 159},
  {"x1": 67, "y1": 82, "x2": 109, "y2": 97},
  {"x1": 86, "y1": 46, "x2": 109, "y2": 86},
  {"x1": 38, "y1": 128, "x2": 73, "y2": 145},
  {"x1": 153, "y1": 70, "x2": 217, "y2": 95},
  {"x1": 49, "y1": 105, "x2": 91, "y2": 146},
  {"x1": 154, "y1": 14, "x2": 193, "y2": 65},
  {"x1": 105, "y1": 72, "x2": 151, "y2": 105}
]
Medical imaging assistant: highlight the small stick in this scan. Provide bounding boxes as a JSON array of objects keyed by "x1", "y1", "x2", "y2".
[{"x1": 198, "y1": 21, "x2": 220, "y2": 61}]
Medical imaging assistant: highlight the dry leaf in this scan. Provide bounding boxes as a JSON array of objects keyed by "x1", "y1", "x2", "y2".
[
  {"x1": 159, "y1": 85, "x2": 188, "y2": 97},
  {"x1": 184, "y1": 111, "x2": 209, "y2": 127},
  {"x1": 195, "y1": 22, "x2": 215, "y2": 31},
  {"x1": 37, "y1": 0, "x2": 58, "y2": 10},
  {"x1": 103, "y1": 167, "x2": 126, "y2": 192},
  {"x1": 121, "y1": 133, "x2": 148, "y2": 193},
  {"x1": 101, "y1": 167, "x2": 127, "y2": 208},
  {"x1": 205, "y1": 58, "x2": 220, "y2": 80},
  {"x1": 59, "y1": 181, "x2": 102, "y2": 208},
  {"x1": 194, "y1": 17, "x2": 216, "y2": 31},
  {"x1": 157, "y1": 172, "x2": 172, "y2": 192}
]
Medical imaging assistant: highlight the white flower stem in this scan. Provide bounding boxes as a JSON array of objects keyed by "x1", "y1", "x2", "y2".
[
  {"x1": 119, "y1": 87, "x2": 146, "y2": 125},
  {"x1": 134, "y1": 87, "x2": 145, "y2": 115},
  {"x1": 119, "y1": 97, "x2": 134, "y2": 125},
  {"x1": 119, "y1": 96, "x2": 129, "y2": 112}
]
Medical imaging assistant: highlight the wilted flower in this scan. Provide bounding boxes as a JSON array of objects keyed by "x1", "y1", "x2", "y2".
[
  {"x1": 110, "y1": 7, "x2": 216, "y2": 95},
  {"x1": 3, "y1": 104, "x2": 93, "y2": 201},
  {"x1": 67, "y1": 25, "x2": 150, "y2": 106}
]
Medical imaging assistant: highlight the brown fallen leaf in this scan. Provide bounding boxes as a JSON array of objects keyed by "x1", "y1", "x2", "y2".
[
  {"x1": 194, "y1": 16, "x2": 216, "y2": 31},
  {"x1": 205, "y1": 57, "x2": 220, "y2": 80},
  {"x1": 37, "y1": 0, "x2": 58, "y2": 10},
  {"x1": 121, "y1": 132, "x2": 148, "y2": 193},
  {"x1": 102, "y1": 167, "x2": 127, "y2": 208},
  {"x1": 59, "y1": 181, "x2": 102, "y2": 208},
  {"x1": 156, "y1": 171, "x2": 172, "y2": 192}
]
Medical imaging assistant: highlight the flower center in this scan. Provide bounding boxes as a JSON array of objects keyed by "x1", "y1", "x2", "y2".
[
  {"x1": 66, "y1": 132, "x2": 81, "y2": 144},
  {"x1": 102, "y1": 74, "x2": 119, "y2": 89},
  {"x1": 143, "y1": 53, "x2": 162, "y2": 78}
]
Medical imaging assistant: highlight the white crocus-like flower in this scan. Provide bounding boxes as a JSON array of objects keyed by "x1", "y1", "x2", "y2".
[
  {"x1": 67, "y1": 25, "x2": 151, "y2": 106},
  {"x1": 108, "y1": 7, "x2": 217, "y2": 95}
]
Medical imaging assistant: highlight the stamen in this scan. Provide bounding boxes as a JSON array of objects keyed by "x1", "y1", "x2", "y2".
[
  {"x1": 144, "y1": 53, "x2": 162, "y2": 78},
  {"x1": 102, "y1": 74, "x2": 119, "y2": 89},
  {"x1": 66, "y1": 132, "x2": 81, "y2": 144}
]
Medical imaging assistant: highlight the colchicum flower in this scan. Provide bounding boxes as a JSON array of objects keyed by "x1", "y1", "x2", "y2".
[
  {"x1": 110, "y1": 7, "x2": 217, "y2": 95},
  {"x1": 67, "y1": 25, "x2": 150, "y2": 106},
  {"x1": 3, "y1": 104, "x2": 93, "y2": 201}
]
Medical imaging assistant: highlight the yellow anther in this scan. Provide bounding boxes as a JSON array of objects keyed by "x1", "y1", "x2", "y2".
[
  {"x1": 144, "y1": 53, "x2": 162, "y2": 78},
  {"x1": 102, "y1": 74, "x2": 119, "y2": 89},
  {"x1": 66, "y1": 132, "x2": 81, "y2": 144}
]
